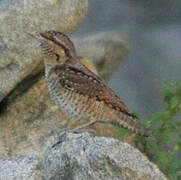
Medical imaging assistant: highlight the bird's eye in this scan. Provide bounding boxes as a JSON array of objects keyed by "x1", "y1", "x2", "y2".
[{"x1": 55, "y1": 53, "x2": 60, "y2": 62}]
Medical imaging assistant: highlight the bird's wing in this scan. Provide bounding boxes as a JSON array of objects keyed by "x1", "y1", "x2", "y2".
[{"x1": 52, "y1": 62, "x2": 136, "y2": 118}]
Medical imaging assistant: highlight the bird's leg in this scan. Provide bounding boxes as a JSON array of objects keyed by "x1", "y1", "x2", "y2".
[
  {"x1": 68, "y1": 120, "x2": 98, "y2": 133},
  {"x1": 58, "y1": 119, "x2": 98, "y2": 134},
  {"x1": 58, "y1": 119, "x2": 108, "y2": 135},
  {"x1": 52, "y1": 120, "x2": 99, "y2": 148},
  {"x1": 52, "y1": 121, "x2": 98, "y2": 148}
]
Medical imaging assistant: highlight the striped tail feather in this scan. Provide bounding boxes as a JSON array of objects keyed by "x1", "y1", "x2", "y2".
[
  {"x1": 112, "y1": 111, "x2": 150, "y2": 137},
  {"x1": 111, "y1": 111, "x2": 170, "y2": 152}
]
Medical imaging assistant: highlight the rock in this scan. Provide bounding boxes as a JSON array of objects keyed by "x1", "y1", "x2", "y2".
[
  {"x1": 0, "y1": 31, "x2": 128, "y2": 157},
  {"x1": 43, "y1": 132, "x2": 168, "y2": 180},
  {"x1": 0, "y1": 133, "x2": 168, "y2": 180},
  {"x1": 0, "y1": 0, "x2": 88, "y2": 102},
  {"x1": 0, "y1": 155, "x2": 41, "y2": 180}
]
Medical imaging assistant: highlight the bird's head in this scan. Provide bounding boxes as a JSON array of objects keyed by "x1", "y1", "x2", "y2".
[{"x1": 29, "y1": 30, "x2": 78, "y2": 65}]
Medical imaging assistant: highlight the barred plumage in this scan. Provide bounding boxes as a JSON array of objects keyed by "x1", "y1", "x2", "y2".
[{"x1": 30, "y1": 30, "x2": 168, "y2": 151}]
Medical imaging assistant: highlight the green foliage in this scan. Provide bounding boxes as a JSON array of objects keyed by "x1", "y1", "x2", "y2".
[
  {"x1": 115, "y1": 126, "x2": 132, "y2": 141},
  {"x1": 115, "y1": 81, "x2": 181, "y2": 180}
]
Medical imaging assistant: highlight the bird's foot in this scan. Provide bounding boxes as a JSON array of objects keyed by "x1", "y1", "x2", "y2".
[{"x1": 52, "y1": 120, "x2": 98, "y2": 148}]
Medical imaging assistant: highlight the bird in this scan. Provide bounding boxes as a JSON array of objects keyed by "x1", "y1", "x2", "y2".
[{"x1": 29, "y1": 30, "x2": 167, "y2": 150}]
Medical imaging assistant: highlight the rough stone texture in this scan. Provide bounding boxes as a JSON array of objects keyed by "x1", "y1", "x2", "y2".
[
  {"x1": 0, "y1": 0, "x2": 88, "y2": 102},
  {"x1": 0, "y1": 31, "x2": 127, "y2": 157},
  {"x1": 0, "y1": 133, "x2": 168, "y2": 180},
  {"x1": 0, "y1": 155, "x2": 41, "y2": 180},
  {"x1": 43, "y1": 132, "x2": 168, "y2": 180}
]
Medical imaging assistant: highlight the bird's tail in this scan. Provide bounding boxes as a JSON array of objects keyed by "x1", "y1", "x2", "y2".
[
  {"x1": 111, "y1": 112, "x2": 150, "y2": 137},
  {"x1": 111, "y1": 112, "x2": 170, "y2": 152}
]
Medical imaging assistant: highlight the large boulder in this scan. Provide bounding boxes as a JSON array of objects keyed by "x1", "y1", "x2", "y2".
[
  {"x1": 0, "y1": 133, "x2": 168, "y2": 180},
  {"x1": 0, "y1": 0, "x2": 88, "y2": 102},
  {"x1": 43, "y1": 132, "x2": 168, "y2": 180},
  {"x1": 0, "y1": 155, "x2": 41, "y2": 180}
]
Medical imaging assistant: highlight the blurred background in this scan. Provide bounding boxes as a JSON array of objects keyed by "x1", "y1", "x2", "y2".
[
  {"x1": 73, "y1": 0, "x2": 181, "y2": 119},
  {"x1": 0, "y1": 1, "x2": 180, "y2": 176}
]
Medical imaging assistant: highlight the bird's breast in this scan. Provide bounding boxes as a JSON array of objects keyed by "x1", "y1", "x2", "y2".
[{"x1": 45, "y1": 66, "x2": 79, "y2": 119}]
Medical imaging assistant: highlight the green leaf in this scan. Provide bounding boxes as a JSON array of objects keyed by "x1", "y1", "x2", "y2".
[
  {"x1": 148, "y1": 112, "x2": 164, "y2": 128},
  {"x1": 170, "y1": 96, "x2": 180, "y2": 109},
  {"x1": 114, "y1": 126, "x2": 130, "y2": 141}
]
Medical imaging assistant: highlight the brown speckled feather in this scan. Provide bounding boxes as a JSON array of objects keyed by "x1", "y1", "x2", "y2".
[
  {"x1": 31, "y1": 30, "x2": 171, "y2": 151},
  {"x1": 53, "y1": 62, "x2": 135, "y2": 118},
  {"x1": 47, "y1": 61, "x2": 150, "y2": 137}
]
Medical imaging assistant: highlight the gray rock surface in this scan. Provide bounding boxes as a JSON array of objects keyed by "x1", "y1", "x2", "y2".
[
  {"x1": 0, "y1": 0, "x2": 88, "y2": 102},
  {"x1": 43, "y1": 132, "x2": 168, "y2": 180},
  {"x1": 0, "y1": 133, "x2": 168, "y2": 180},
  {"x1": 0, "y1": 155, "x2": 41, "y2": 180}
]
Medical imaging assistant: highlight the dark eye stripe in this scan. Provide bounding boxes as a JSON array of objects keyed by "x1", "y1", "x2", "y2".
[
  {"x1": 55, "y1": 53, "x2": 60, "y2": 62},
  {"x1": 40, "y1": 32, "x2": 75, "y2": 60}
]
